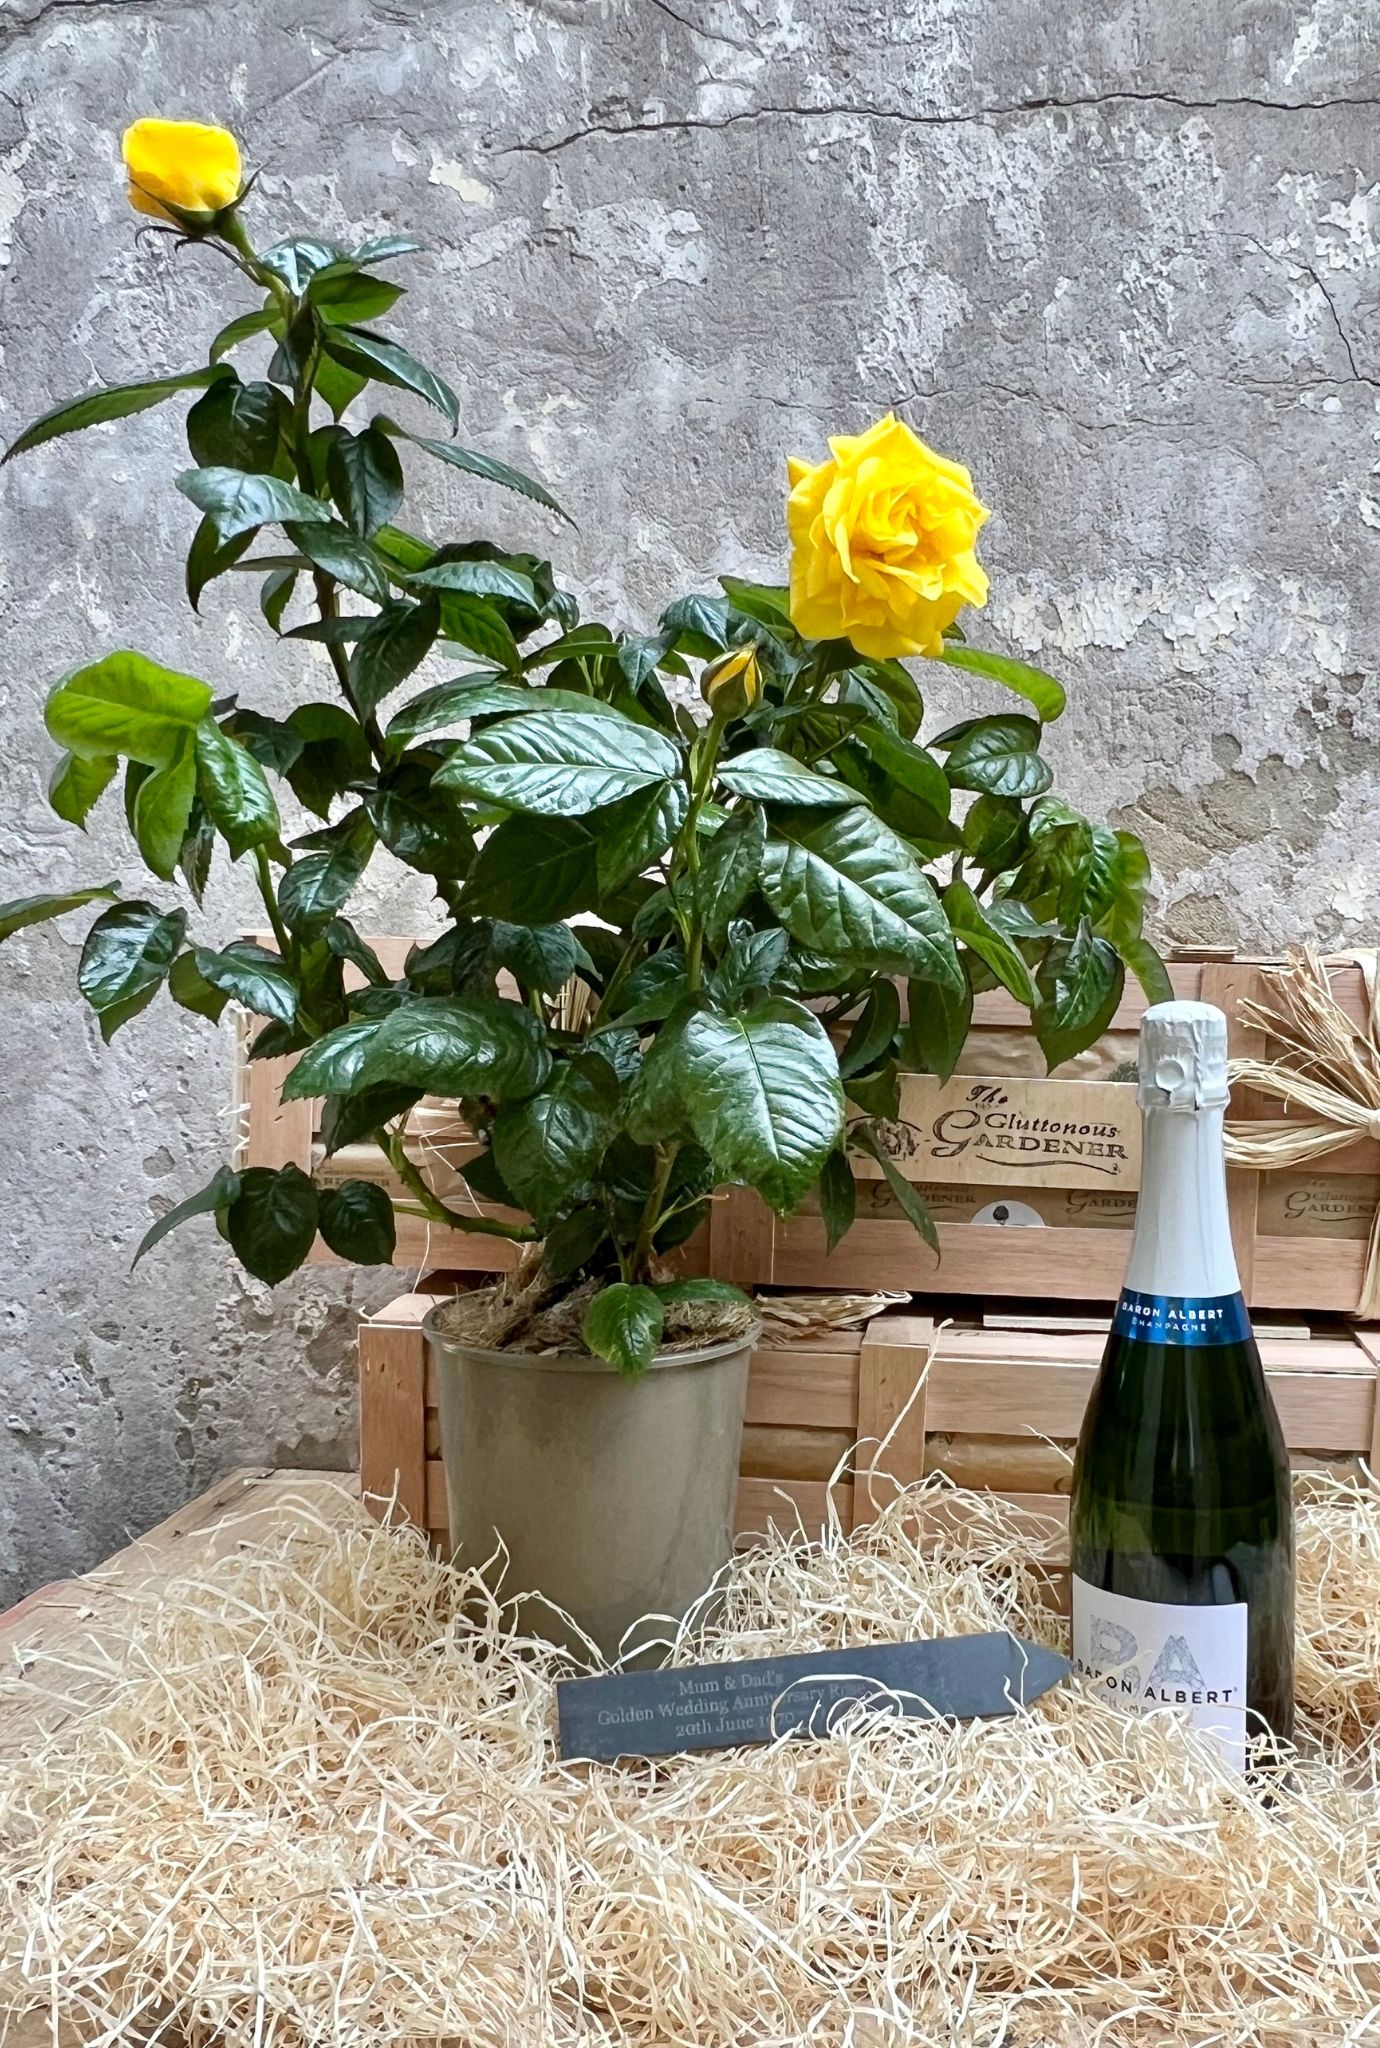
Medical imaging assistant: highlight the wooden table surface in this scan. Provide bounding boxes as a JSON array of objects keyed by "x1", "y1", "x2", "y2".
[{"x1": 0, "y1": 1465, "x2": 362, "y2": 1753}]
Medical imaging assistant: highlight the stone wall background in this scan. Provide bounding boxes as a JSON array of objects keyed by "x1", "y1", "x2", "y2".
[{"x1": 1, "y1": 0, "x2": 1376, "y2": 1603}]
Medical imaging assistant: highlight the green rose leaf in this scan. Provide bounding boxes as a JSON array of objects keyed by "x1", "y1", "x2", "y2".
[
  {"x1": 940, "y1": 644, "x2": 1067, "y2": 722},
  {"x1": 904, "y1": 974, "x2": 974, "y2": 1082},
  {"x1": 583, "y1": 1282, "x2": 665, "y2": 1379},
  {"x1": 377, "y1": 416, "x2": 572, "y2": 523},
  {"x1": 353, "y1": 997, "x2": 551, "y2": 1099},
  {"x1": 186, "y1": 378, "x2": 291, "y2": 473},
  {"x1": 488, "y1": 920, "x2": 582, "y2": 994},
  {"x1": 326, "y1": 424, "x2": 404, "y2": 537},
  {"x1": 278, "y1": 816, "x2": 376, "y2": 937},
  {"x1": 45, "y1": 650, "x2": 212, "y2": 768},
  {"x1": 848, "y1": 1121, "x2": 939, "y2": 1254},
  {"x1": 317, "y1": 1179, "x2": 397, "y2": 1263},
  {"x1": 320, "y1": 326, "x2": 459, "y2": 428},
  {"x1": 133, "y1": 1163, "x2": 241, "y2": 1268},
  {"x1": 939, "y1": 714, "x2": 1054, "y2": 799},
  {"x1": 853, "y1": 722, "x2": 951, "y2": 814},
  {"x1": 403, "y1": 558, "x2": 538, "y2": 607},
  {"x1": 194, "y1": 940, "x2": 299, "y2": 1025},
  {"x1": 284, "y1": 520, "x2": 392, "y2": 603},
  {"x1": 1034, "y1": 923, "x2": 1125, "y2": 1072},
  {"x1": 1118, "y1": 934, "x2": 1175, "y2": 1006},
  {"x1": 838, "y1": 979, "x2": 902, "y2": 1078},
  {"x1": 209, "y1": 306, "x2": 276, "y2": 363},
  {"x1": 4, "y1": 365, "x2": 231, "y2": 461},
  {"x1": 716, "y1": 747, "x2": 853, "y2": 808},
  {"x1": 168, "y1": 948, "x2": 229, "y2": 1021},
  {"x1": 0, "y1": 882, "x2": 119, "y2": 945},
  {"x1": 677, "y1": 998, "x2": 844, "y2": 1214},
  {"x1": 347, "y1": 601, "x2": 439, "y2": 718},
  {"x1": 353, "y1": 234, "x2": 423, "y2": 266},
  {"x1": 659, "y1": 592, "x2": 730, "y2": 654},
  {"x1": 817, "y1": 1145, "x2": 857, "y2": 1252},
  {"x1": 963, "y1": 792, "x2": 1028, "y2": 871},
  {"x1": 491, "y1": 1054, "x2": 620, "y2": 1224},
  {"x1": 226, "y1": 1164, "x2": 320, "y2": 1285},
  {"x1": 281, "y1": 1017, "x2": 382, "y2": 1100},
  {"x1": 307, "y1": 267, "x2": 405, "y2": 325},
  {"x1": 365, "y1": 759, "x2": 476, "y2": 877},
  {"x1": 78, "y1": 901, "x2": 186, "y2": 1040},
  {"x1": 719, "y1": 576, "x2": 792, "y2": 627},
  {"x1": 436, "y1": 708, "x2": 680, "y2": 816},
  {"x1": 461, "y1": 813, "x2": 602, "y2": 924},
  {"x1": 760, "y1": 805, "x2": 963, "y2": 990},
  {"x1": 48, "y1": 751, "x2": 118, "y2": 828},
  {"x1": 258, "y1": 235, "x2": 344, "y2": 292},
  {"x1": 596, "y1": 778, "x2": 689, "y2": 891},
  {"x1": 194, "y1": 721, "x2": 281, "y2": 859},
  {"x1": 186, "y1": 516, "x2": 256, "y2": 612},
  {"x1": 942, "y1": 879, "x2": 1038, "y2": 1007},
  {"x1": 696, "y1": 803, "x2": 766, "y2": 946},
  {"x1": 131, "y1": 738, "x2": 198, "y2": 880},
  {"x1": 176, "y1": 466, "x2": 331, "y2": 541},
  {"x1": 283, "y1": 703, "x2": 372, "y2": 820},
  {"x1": 386, "y1": 676, "x2": 612, "y2": 739}
]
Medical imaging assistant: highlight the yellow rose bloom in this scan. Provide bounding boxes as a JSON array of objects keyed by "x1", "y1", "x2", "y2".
[
  {"x1": 121, "y1": 119, "x2": 242, "y2": 224},
  {"x1": 786, "y1": 414, "x2": 989, "y2": 661}
]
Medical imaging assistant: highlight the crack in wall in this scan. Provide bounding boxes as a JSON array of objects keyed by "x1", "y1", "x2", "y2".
[
  {"x1": 496, "y1": 90, "x2": 1380, "y2": 159},
  {"x1": 0, "y1": 0, "x2": 167, "y2": 46}
]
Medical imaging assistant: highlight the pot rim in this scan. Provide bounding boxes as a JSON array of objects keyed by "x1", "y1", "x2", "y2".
[{"x1": 422, "y1": 1300, "x2": 761, "y2": 1376}]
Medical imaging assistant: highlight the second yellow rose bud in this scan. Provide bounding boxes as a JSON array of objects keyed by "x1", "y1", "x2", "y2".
[{"x1": 700, "y1": 644, "x2": 761, "y2": 719}]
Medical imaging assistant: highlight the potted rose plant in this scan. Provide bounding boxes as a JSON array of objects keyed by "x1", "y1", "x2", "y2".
[{"x1": 0, "y1": 121, "x2": 1168, "y2": 1657}]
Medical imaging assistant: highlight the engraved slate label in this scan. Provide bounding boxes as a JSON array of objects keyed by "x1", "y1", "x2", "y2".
[{"x1": 557, "y1": 1631, "x2": 1071, "y2": 1762}]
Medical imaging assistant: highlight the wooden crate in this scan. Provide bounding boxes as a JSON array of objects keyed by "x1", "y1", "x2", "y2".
[
  {"x1": 360, "y1": 1290, "x2": 937, "y2": 1547},
  {"x1": 713, "y1": 954, "x2": 1380, "y2": 1314},
  {"x1": 359, "y1": 1292, "x2": 1380, "y2": 1563},
  {"x1": 239, "y1": 947, "x2": 1380, "y2": 1313}
]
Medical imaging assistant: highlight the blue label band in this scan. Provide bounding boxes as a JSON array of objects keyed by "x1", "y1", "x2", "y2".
[{"x1": 1112, "y1": 1289, "x2": 1252, "y2": 1346}]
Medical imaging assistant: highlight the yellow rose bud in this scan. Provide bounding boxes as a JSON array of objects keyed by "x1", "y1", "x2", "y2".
[
  {"x1": 786, "y1": 413, "x2": 989, "y2": 661},
  {"x1": 700, "y1": 643, "x2": 760, "y2": 718},
  {"x1": 121, "y1": 119, "x2": 243, "y2": 227}
]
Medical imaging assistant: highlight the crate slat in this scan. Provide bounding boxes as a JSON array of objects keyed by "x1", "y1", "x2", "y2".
[{"x1": 363, "y1": 1293, "x2": 1380, "y2": 1571}]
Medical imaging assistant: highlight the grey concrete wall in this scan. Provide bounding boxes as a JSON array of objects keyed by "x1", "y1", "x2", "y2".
[{"x1": 1, "y1": 0, "x2": 1376, "y2": 1603}]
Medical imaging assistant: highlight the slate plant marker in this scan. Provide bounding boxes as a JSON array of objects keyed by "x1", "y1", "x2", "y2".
[{"x1": 556, "y1": 1630, "x2": 1071, "y2": 1763}]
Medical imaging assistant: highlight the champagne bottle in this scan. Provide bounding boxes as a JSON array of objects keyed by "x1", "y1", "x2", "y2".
[{"x1": 1069, "y1": 999, "x2": 1294, "y2": 1767}]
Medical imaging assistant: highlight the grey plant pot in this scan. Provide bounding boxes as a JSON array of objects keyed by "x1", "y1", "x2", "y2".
[{"x1": 424, "y1": 1305, "x2": 756, "y2": 1664}]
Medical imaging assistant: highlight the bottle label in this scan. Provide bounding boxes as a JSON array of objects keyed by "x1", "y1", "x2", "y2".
[
  {"x1": 1111, "y1": 1288, "x2": 1251, "y2": 1346},
  {"x1": 1071, "y1": 1576, "x2": 1248, "y2": 1771}
]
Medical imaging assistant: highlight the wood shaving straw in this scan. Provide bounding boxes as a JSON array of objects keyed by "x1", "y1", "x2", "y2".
[
  {"x1": 4, "y1": 1475, "x2": 1380, "y2": 2047},
  {"x1": 756, "y1": 1292, "x2": 911, "y2": 1336},
  {"x1": 1225, "y1": 947, "x2": 1380, "y2": 1315}
]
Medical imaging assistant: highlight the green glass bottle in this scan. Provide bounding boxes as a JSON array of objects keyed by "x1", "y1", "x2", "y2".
[{"x1": 1069, "y1": 999, "x2": 1295, "y2": 1767}]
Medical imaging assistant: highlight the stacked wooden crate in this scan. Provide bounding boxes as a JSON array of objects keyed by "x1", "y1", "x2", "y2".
[
  {"x1": 238, "y1": 947, "x2": 1380, "y2": 1315},
  {"x1": 360, "y1": 1291, "x2": 1380, "y2": 1561}
]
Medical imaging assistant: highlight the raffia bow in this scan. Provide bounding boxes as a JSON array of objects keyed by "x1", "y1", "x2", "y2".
[{"x1": 1224, "y1": 949, "x2": 1380, "y2": 1318}]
